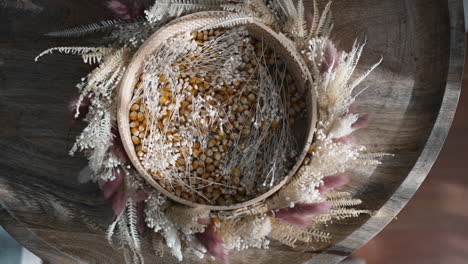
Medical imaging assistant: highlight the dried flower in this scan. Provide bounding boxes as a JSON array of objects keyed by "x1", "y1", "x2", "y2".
[
  {"x1": 273, "y1": 202, "x2": 331, "y2": 227},
  {"x1": 102, "y1": 168, "x2": 125, "y2": 199},
  {"x1": 196, "y1": 224, "x2": 229, "y2": 264},
  {"x1": 112, "y1": 189, "x2": 127, "y2": 215},
  {"x1": 318, "y1": 174, "x2": 350, "y2": 194},
  {"x1": 106, "y1": 0, "x2": 144, "y2": 20},
  {"x1": 111, "y1": 128, "x2": 130, "y2": 164},
  {"x1": 333, "y1": 135, "x2": 357, "y2": 145},
  {"x1": 321, "y1": 40, "x2": 340, "y2": 72},
  {"x1": 351, "y1": 113, "x2": 371, "y2": 130}
]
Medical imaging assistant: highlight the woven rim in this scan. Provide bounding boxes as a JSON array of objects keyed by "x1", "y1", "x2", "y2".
[{"x1": 117, "y1": 11, "x2": 317, "y2": 210}]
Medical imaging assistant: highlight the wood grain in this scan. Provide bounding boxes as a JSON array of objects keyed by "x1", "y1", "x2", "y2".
[
  {"x1": 351, "y1": 33, "x2": 468, "y2": 264},
  {"x1": 0, "y1": 0, "x2": 464, "y2": 263}
]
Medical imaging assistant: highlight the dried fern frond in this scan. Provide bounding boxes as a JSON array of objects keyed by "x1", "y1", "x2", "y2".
[
  {"x1": 295, "y1": 0, "x2": 306, "y2": 37},
  {"x1": 127, "y1": 198, "x2": 142, "y2": 251},
  {"x1": 269, "y1": 220, "x2": 331, "y2": 247},
  {"x1": 146, "y1": 0, "x2": 238, "y2": 23},
  {"x1": 118, "y1": 204, "x2": 145, "y2": 264},
  {"x1": 248, "y1": 0, "x2": 276, "y2": 25},
  {"x1": 274, "y1": 0, "x2": 297, "y2": 19},
  {"x1": 34, "y1": 46, "x2": 116, "y2": 63},
  {"x1": 66, "y1": 48, "x2": 133, "y2": 181},
  {"x1": 201, "y1": 12, "x2": 259, "y2": 30},
  {"x1": 217, "y1": 216, "x2": 271, "y2": 251},
  {"x1": 70, "y1": 111, "x2": 113, "y2": 172},
  {"x1": 325, "y1": 191, "x2": 352, "y2": 200},
  {"x1": 107, "y1": 203, "x2": 144, "y2": 264},
  {"x1": 221, "y1": 3, "x2": 249, "y2": 13},
  {"x1": 329, "y1": 198, "x2": 363, "y2": 208},
  {"x1": 44, "y1": 18, "x2": 145, "y2": 38},
  {"x1": 314, "y1": 207, "x2": 371, "y2": 224},
  {"x1": 165, "y1": 204, "x2": 210, "y2": 234},
  {"x1": 145, "y1": 191, "x2": 183, "y2": 261},
  {"x1": 307, "y1": 0, "x2": 333, "y2": 39},
  {"x1": 213, "y1": 202, "x2": 269, "y2": 220},
  {"x1": 74, "y1": 48, "x2": 132, "y2": 111}
]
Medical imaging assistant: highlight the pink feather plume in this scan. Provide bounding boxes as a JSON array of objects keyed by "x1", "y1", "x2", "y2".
[
  {"x1": 197, "y1": 217, "x2": 212, "y2": 226},
  {"x1": 333, "y1": 135, "x2": 357, "y2": 145},
  {"x1": 102, "y1": 168, "x2": 125, "y2": 199},
  {"x1": 351, "y1": 114, "x2": 370, "y2": 130},
  {"x1": 106, "y1": 0, "x2": 144, "y2": 20},
  {"x1": 321, "y1": 41, "x2": 340, "y2": 73},
  {"x1": 136, "y1": 201, "x2": 146, "y2": 233},
  {"x1": 195, "y1": 222, "x2": 229, "y2": 264},
  {"x1": 132, "y1": 190, "x2": 148, "y2": 232},
  {"x1": 347, "y1": 103, "x2": 358, "y2": 114},
  {"x1": 305, "y1": 12, "x2": 314, "y2": 31},
  {"x1": 274, "y1": 202, "x2": 331, "y2": 227},
  {"x1": 111, "y1": 128, "x2": 130, "y2": 164},
  {"x1": 111, "y1": 190, "x2": 127, "y2": 215},
  {"x1": 318, "y1": 174, "x2": 350, "y2": 194},
  {"x1": 132, "y1": 190, "x2": 148, "y2": 203}
]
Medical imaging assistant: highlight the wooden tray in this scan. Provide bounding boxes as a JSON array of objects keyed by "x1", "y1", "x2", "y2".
[{"x1": 0, "y1": 0, "x2": 464, "y2": 263}]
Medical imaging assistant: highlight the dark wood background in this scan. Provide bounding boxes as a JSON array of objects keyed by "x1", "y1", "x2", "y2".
[{"x1": 0, "y1": 0, "x2": 465, "y2": 263}]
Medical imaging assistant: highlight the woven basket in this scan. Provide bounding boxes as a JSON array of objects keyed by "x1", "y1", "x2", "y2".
[{"x1": 117, "y1": 11, "x2": 317, "y2": 210}]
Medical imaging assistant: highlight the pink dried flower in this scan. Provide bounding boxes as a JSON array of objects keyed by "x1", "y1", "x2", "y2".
[
  {"x1": 111, "y1": 189, "x2": 127, "y2": 215},
  {"x1": 106, "y1": 0, "x2": 144, "y2": 20},
  {"x1": 136, "y1": 201, "x2": 146, "y2": 233},
  {"x1": 276, "y1": 214, "x2": 311, "y2": 227},
  {"x1": 347, "y1": 103, "x2": 358, "y2": 114},
  {"x1": 318, "y1": 174, "x2": 350, "y2": 194},
  {"x1": 351, "y1": 114, "x2": 370, "y2": 130},
  {"x1": 321, "y1": 41, "x2": 340, "y2": 73},
  {"x1": 132, "y1": 190, "x2": 148, "y2": 203},
  {"x1": 197, "y1": 217, "x2": 212, "y2": 226},
  {"x1": 305, "y1": 12, "x2": 314, "y2": 31},
  {"x1": 100, "y1": 167, "x2": 127, "y2": 215},
  {"x1": 104, "y1": 175, "x2": 148, "y2": 232},
  {"x1": 195, "y1": 222, "x2": 229, "y2": 264},
  {"x1": 333, "y1": 135, "x2": 357, "y2": 145},
  {"x1": 111, "y1": 128, "x2": 130, "y2": 164},
  {"x1": 102, "y1": 168, "x2": 125, "y2": 199},
  {"x1": 274, "y1": 202, "x2": 331, "y2": 227},
  {"x1": 132, "y1": 190, "x2": 148, "y2": 233}
]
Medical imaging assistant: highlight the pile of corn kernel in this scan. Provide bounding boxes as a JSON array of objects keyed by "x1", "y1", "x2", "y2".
[{"x1": 129, "y1": 29, "x2": 306, "y2": 206}]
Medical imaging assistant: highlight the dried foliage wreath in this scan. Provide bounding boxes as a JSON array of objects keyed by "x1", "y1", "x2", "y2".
[{"x1": 36, "y1": 0, "x2": 388, "y2": 263}]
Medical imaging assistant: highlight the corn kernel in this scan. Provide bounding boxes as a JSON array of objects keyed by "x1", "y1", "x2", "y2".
[
  {"x1": 132, "y1": 136, "x2": 140, "y2": 145},
  {"x1": 137, "y1": 112, "x2": 145, "y2": 122},
  {"x1": 129, "y1": 111, "x2": 138, "y2": 120},
  {"x1": 270, "y1": 121, "x2": 280, "y2": 128},
  {"x1": 231, "y1": 168, "x2": 241, "y2": 177},
  {"x1": 130, "y1": 103, "x2": 140, "y2": 111}
]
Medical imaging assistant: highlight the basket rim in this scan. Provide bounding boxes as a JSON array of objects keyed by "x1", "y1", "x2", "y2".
[{"x1": 117, "y1": 11, "x2": 317, "y2": 211}]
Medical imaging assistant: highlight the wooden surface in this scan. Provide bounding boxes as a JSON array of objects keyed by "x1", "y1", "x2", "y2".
[
  {"x1": 0, "y1": 0, "x2": 464, "y2": 264},
  {"x1": 352, "y1": 36, "x2": 468, "y2": 264}
]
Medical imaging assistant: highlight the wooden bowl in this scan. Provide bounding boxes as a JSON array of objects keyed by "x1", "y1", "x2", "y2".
[{"x1": 117, "y1": 11, "x2": 317, "y2": 210}]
